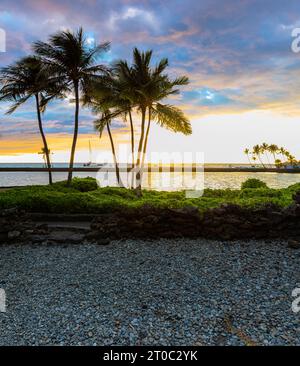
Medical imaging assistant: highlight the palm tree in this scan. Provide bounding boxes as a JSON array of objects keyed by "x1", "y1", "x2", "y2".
[
  {"x1": 268, "y1": 144, "x2": 279, "y2": 163},
  {"x1": 85, "y1": 63, "x2": 137, "y2": 187},
  {"x1": 34, "y1": 28, "x2": 110, "y2": 185},
  {"x1": 261, "y1": 143, "x2": 271, "y2": 167},
  {"x1": 274, "y1": 159, "x2": 282, "y2": 168},
  {"x1": 89, "y1": 49, "x2": 191, "y2": 194},
  {"x1": 126, "y1": 48, "x2": 191, "y2": 195},
  {"x1": 94, "y1": 111, "x2": 123, "y2": 187},
  {"x1": 252, "y1": 144, "x2": 265, "y2": 168},
  {"x1": 38, "y1": 146, "x2": 52, "y2": 167},
  {"x1": 0, "y1": 56, "x2": 58, "y2": 184},
  {"x1": 287, "y1": 154, "x2": 297, "y2": 167},
  {"x1": 244, "y1": 148, "x2": 252, "y2": 165},
  {"x1": 279, "y1": 147, "x2": 287, "y2": 161},
  {"x1": 114, "y1": 61, "x2": 137, "y2": 187}
]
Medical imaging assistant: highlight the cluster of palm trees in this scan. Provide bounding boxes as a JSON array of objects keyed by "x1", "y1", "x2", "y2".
[
  {"x1": 244, "y1": 144, "x2": 298, "y2": 168},
  {"x1": 0, "y1": 28, "x2": 191, "y2": 194}
]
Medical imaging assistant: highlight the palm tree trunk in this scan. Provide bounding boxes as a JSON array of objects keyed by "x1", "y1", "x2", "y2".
[
  {"x1": 246, "y1": 153, "x2": 252, "y2": 165},
  {"x1": 67, "y1": 81, "x2": 80, "y2": 185},
  {"x1": 107, "y1": 122, "x2": 122, "y2": 187},
  {"x1": 258, "y1": 154, "x2": 265, "y2": 168},
  {"x1": 265, "y1": 152, "x2": 271, "y2": 167},
  {"x1": 35, "y1": 93, "x2": 52, "y2": 185},
  {"x1": 135, "y1": 107, "x2": 146, "y2": 196},
  {"x1": 140, "y1": 108, "x2": 151, "y2": 183},
  {"x1": 129, "y1": 110, "x2": 135, "y2": 189}
]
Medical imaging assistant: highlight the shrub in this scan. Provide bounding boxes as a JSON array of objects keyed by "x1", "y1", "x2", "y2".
[
  {"x1": 69, "y1": 177, "x2": 98, "y2": 192},
  {"x1": 241, "y1": 178, "x2": 268, "y2": 189},
  {"x1": 0, "y1": 177, "x2": 293, "y2": 214}
]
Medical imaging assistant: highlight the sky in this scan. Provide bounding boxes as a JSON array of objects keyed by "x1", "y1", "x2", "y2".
[{"x1": 1, "y1": 0, "x2": 300, "y2": 163}]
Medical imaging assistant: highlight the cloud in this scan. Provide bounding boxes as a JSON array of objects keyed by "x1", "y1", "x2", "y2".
[{"x1": 1, "y1": 0, "x2": 300, "y2": 158}]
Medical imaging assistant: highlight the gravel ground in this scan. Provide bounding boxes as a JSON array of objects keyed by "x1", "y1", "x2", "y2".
[{"x1": 0, "y1": 238, "x2": 299, "y2": 346}]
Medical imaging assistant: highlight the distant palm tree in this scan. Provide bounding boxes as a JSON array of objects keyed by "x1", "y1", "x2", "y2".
[
  {"x1": 34, "y1": 28, "x2": 110, "y2": 185},
  {"x1": 287, "y1": 154, "x2": 297, "y2": 167},
  {"x1": 279, "y1": 147, "x2": 287, "y2": 161},
  {"x1": 244, "y1": 148, "x2": 252, "y2": 165},
  {"x1": 268, "y1": 144, "x2": 279, "y2": 162},
  {"x1": 0, "y1": 56, "x2": 58, "y2": 185},
  {"x1": 274, "y1": 159, "x2": 282, "y2": 168},
  {"x1": 252, "y1": 144, "x2": 265, "y2": 168},
  {"x1": 261, "y1": 143, "x2": 271, "y2": 167},
  {"x1": 39, "y1": 146, "x2": 53, "y2": 167}
]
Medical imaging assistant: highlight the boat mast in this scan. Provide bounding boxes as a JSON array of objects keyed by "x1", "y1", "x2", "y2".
[{"x1": 89, "y1": 140, "x2": 92, "y2": 164}]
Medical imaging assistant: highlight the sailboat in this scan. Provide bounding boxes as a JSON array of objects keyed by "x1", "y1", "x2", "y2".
[
  {"x1": 83, "y1": 140, "x2": 106, "y2": 168},
  {"x1": 84, "y1": 140, "x2": 93, "y2": 167}
]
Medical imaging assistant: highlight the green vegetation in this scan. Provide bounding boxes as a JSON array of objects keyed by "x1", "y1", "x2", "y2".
[
  {"x1": 0, "y1": 177, "x2": 297, "y2": 214},
  {"x1": 241, "y1": 178, "x2": 268, "y2": 189}
]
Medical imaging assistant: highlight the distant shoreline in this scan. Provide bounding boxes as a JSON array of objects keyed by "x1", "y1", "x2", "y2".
[{"x1": 0, "y1": 166, "x2": 300, "y2": 173}]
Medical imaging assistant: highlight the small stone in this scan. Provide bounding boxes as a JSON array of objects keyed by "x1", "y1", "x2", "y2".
[
  {"x1": 8, "y1": 230, "x2": 21, "y2": 239},
  {"x1": 287, "y1": 240, "x2": 300, "y2": 249},
  {"x1": 97, "y1": 239, "x2": 110, "y2": 246}
]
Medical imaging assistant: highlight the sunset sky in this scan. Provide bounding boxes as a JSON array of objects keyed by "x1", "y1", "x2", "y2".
[{"x1": 1, "y1": 0, "x2": 300, "y2": 163}]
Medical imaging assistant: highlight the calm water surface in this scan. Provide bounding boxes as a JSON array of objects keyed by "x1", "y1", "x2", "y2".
[{"x1": 0, "y1": 164, "x2": 300, "y2": 190}]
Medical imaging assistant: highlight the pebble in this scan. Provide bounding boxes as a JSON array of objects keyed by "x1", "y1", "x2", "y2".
[{"x1": 0, "y1": 238, "x2": 298, "y2": 345}]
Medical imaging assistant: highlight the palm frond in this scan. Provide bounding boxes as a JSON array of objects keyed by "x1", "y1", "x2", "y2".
[
  {"x1": 6, "y1": 95, "x2": 31, "y2": 114},
  {"x1": 152, "y1": 103, "x2": 192, "y2": 135}
]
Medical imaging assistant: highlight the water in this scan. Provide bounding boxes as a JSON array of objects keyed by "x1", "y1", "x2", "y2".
[{"x1": 0, "y1": 164, "x2": 300, "y2": 190}]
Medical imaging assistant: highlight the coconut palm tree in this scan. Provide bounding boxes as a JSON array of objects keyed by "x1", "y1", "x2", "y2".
[
  {"x1": 113, "y1": 60, "x2": 138, "y2": 187},
  {"x1": 93, "y1": 110, "x2": 123, "y2": 187},
  {"x1": 244, "y1": 148, "x2": 252, "y2": 165},
  {"x1": 33, "y1": 28, "x2": 110, "y2": 185},
  {"x1": 268, "y1": 144, "x2": 279, "y2": 163},
  {"x1": 0, "y1": 56, "x2": 59, "y2": 185},
  {"x1": 126, "y1": 48, "x2": 191, "y2": 195},
  {"x1": 91, "y1": 49, "x2": 191, "y2": 195},
  {"x1": 252, "y1": 144, "x2": 265, "y2": 168},
  {"x1": 279, "y1": 147, "x2": 287, "y2": 161},
  {"x1": 38, "y1": 146, "x2": 53, "y2": 167},
  {"x1": 261, "y1": 143, "x2": 271, "y2": 167},
  {"x1": 85, "y1": 63, "x2": 137, "y2": 187},
  {"x1": 274, "y1": 159, "x2": 282, "y2": 168},
  {"x1": 286, "y1": 153, "x2": 297, "y2": 167}
]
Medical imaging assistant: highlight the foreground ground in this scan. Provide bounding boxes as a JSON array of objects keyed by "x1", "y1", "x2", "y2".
[{"x1": 0, "y1": 239, "x2": 299, "y2": 346}]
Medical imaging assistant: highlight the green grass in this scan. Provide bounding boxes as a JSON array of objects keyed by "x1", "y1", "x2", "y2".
[{"x1": 0, "y1": 177, "x2": 298, "y2": 214}]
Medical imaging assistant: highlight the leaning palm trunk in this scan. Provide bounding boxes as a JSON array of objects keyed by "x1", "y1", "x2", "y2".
[
  {"x1": 140, "y1": 108, "x2": 152, "y2": 185},
  {"x1": 246, "y1": 153, "x2": 252, "y2": 165},
  {"x1": 67, "y1": 81, "x2": 80, "y2": 185},
  {"x1": 135, "y1": 108, "x2": 146, "y2": 195},
  {"x1": 35, "y1": 93, "x2": 52, "y2": 185},
  {"x1": 129, "y1": 110, "x2": 135, "y2": 189},
  {"x1": 257, "y1": 154, "x2": 265, "y2": 168},
  {"x1": 107, "y1": 122, "x2": 123, "y2": 187},
  {"x1": 265, "y1": 152, "x2": 272, "y2": 167}
]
